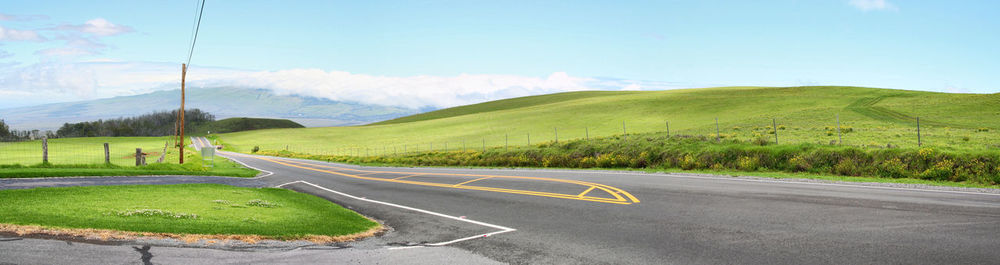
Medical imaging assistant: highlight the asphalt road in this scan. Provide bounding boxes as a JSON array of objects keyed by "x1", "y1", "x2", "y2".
[{"x1": 4, "y1": 137, "x2": 1000, "y2": 264}]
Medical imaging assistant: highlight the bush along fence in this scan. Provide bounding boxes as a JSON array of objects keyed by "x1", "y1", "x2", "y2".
[{"x1": 256, "y1": 132, "x2": 1000, "y2": 186}]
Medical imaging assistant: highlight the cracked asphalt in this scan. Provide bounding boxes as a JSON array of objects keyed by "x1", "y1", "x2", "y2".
[{"x1": 1, "y1": 137, "x2": 999, "y2": 264}]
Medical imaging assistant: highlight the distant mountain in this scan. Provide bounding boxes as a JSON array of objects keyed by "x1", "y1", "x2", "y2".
[{"x1": 0, "y1": 87, "x2": 425, "y2": 130}]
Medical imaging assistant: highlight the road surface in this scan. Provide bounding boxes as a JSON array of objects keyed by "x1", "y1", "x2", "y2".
[{"x1": 3, "y1": 137, "x2": 999, "y2": 264}]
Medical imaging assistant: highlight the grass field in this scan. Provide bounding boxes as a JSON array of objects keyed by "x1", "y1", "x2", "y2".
[
  {"x1": 0, "y1": 136, "x2": 258, "y2": 178},
  {"x1": 0, "y1": 184, "x2": 380, "y2": 241},
  {"x1": 1, "y1": 136, "x2": 181, "y2": 166},
  {"x1": 218, "y1": 86, "x2": 1000, "y2": 155}
]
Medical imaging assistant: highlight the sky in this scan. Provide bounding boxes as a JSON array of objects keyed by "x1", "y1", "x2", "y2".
[{"x1": 0, "y1": 0, "x2": 998, "y2": 109}]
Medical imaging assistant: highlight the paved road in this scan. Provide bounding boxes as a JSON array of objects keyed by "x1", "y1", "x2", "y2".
[{"x1": 4, "y1": 137, "x2": 1000, "y2": 264}]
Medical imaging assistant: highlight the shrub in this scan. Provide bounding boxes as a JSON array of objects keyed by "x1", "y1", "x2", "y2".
[
  {"x1": 736, "y1": 156, "x2": 759, "y2": 171},
  {"x1": 876, "y1": 158, "x2": 908, "y2": 178},
  {"x1": 252, "y1": 146, "x2": 260, "y2": 153},
  {"x1": 919, "y1": 160, "x2": 954, "y2": 181},
  {"x1": 788, "y1": 155, "x2": 810, "y2": 172},
  {"x1": 752, "y1": 136, "x2": 771, "y2": 146},
  {"x1": 834, "y1": 159, "x2": 862, "y2": 176},
  {"x1": 962, "y1": 136, "x2": 971, "y2": 142}
]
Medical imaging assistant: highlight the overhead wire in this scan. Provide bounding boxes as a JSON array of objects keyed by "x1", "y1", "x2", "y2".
[{"x1": 186, "y1": 0, "x2": 206, "y2": 66}]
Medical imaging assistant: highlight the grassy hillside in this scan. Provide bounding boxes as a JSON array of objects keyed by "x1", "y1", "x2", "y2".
[
  {"x1": 371, "y1": 90, "x2": 643, "y2": 125},
  {"x1": 191, "y1": 117, "x2": 304, "y2": 135},
  {"x1": 218, "y1": 86, "x2": 1000, "y2": 155}
]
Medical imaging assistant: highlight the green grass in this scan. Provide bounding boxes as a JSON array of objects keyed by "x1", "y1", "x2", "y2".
[
  {"x1": 655, "y1": 168, "x2": 1000, "y2": 189},
  {"x1": 1, "y1": 136, "x2": 181, "y2": 166},
  {"x1": 0, "y1": 136, "x2": 258, "y2": 178},
  {"x1": 254, "y1": 131, "x2": 1000, "y2": 187},
  {"x1": 218, "y1": 86, "x2": 1000, "y2": 156},
  {"x1": 0, "y1": 184, "x2": 379, "y2": 239}
]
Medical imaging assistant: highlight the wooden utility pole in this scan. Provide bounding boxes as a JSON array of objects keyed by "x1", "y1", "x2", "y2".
[{"x1": 179, "y1": 63, "x2": 187, "y2": 164}]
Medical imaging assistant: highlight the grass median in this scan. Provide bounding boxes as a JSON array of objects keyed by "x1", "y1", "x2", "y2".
[{"x1": 0, "y1": 184, "x2": 381, "y2": 242}]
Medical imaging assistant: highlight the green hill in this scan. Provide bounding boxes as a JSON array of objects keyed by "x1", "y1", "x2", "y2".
[
  {"x1": 218, "y1": 86, "x2": 1000, "y2": 154},
  {"x1": 193, "y1": 117, "x2": 304, "y2": 134}
]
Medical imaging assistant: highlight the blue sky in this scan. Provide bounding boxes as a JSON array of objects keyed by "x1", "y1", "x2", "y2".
[{"x1": 1, "y1": 0, "x2": 998, "y2": 108}]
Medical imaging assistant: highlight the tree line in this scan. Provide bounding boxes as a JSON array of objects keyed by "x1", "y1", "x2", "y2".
[
  {"x1": 54, "y1": 109, "x2": 214, "y2": 138},
  {"x1": 0, "y1": 109, "x2": 215, "y2": 141},
  {"x1": 0, "y1": 120, "x2": 53, "y2": 141}
]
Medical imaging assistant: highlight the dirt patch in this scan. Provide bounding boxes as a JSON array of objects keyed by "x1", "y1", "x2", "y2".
[
  {"x1": 0, "y1": 222, "x2": 384, "y2": 244},
  {"x1": 121, "y1": 152, "x2": 161, "y2": 159}
]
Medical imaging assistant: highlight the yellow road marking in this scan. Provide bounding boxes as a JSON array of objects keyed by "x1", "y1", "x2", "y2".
[
  {"x1": 454, "y1": 176, "x2": 493, "y2": 187},
  {"x1": 577, "y1": 186, "x2": 597, "y2": 197},
  {"x1": 225, "y1": 153, "x2": 639, "y2": 204},
  {"x1": 393, "y1": 174, "x2": 423, "y2": 180},
  {"x1": 278, "y1": 159, "x2": 637, "y2": 203}
]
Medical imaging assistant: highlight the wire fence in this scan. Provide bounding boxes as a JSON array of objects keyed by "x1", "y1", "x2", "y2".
[
  {"x1": 0, "y1": 138, "x2": 175, "y2": 166},
  {"x1": 240, "y1": 115, "x2": 999, "y2": 157}
]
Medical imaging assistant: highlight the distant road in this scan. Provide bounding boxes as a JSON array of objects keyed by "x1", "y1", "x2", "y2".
[{"x1": 3, "y1": 137, "x2": 999, "y2": 264}]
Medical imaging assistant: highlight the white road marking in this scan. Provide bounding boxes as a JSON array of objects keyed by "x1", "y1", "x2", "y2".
[
  {"x1": 217, "y1": 152, "x2": 274, "y2": 179},
  {"x1": 274, "y1": 180, "x2": 516, "y2": 249}
]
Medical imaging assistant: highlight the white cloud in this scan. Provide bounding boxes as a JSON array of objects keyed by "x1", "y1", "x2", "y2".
[
  {"x1": 0, "y1": 50, "x2": 12, "y2": 59},
  {"x1": 0, "y1": 13, "x2": 48, "y2": 21},
  {"x1": 0, "y1": 25, "x2": 45, "y2": 41},
  {"x1": 76, "y1": 18, "x2": 133, "y2": 36},
  {"x1": 0, "y1": 62, "x2": 678, "y2": 109},
  {"x1": 849, "y1": 0, "x2": 897, "y2": 11}
]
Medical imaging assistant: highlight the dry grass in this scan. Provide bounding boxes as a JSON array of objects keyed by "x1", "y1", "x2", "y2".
[{"x1": 0, "y1": 222, "x2": 384, "y2": 244}]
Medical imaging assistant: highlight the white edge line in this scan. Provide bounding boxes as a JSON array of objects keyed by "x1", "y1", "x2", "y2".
[
  {"x1": 218, "y1": 152, "x2": 274, "y2": 179},
  {"x1": 277, "y1": 180, "x2": 516, "y2": 249}
]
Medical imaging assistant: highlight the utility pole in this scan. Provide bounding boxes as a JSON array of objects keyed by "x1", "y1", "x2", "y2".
[{"x1": 179, "y1": 63, "x2": 187, "y2": 164}]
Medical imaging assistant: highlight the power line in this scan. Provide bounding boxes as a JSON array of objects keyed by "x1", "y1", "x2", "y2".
[{"x1": 186, "y1": 0, "x2": 206, "y2": 66}]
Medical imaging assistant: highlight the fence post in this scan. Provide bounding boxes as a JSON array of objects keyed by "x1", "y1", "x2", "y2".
[
  {"x1": 505, "y1": 134, "x2": 508, "y2": 151},
  {"x1": 554, "y1": 127, "x2": 558, "y2": 143},
  {"x1": 527, "y1": 132, "x2": 531, "y2": 145},
  {"x1": 586, "y1": 127, "x2": 589, "y2": 140},
  {"x1": 917, "y1": 117, "x2": 921, "y2": 147},
  {"x1": 623, "y1": 121, "x2": 627, "y2": 142},
  {"x1": 104, "y1": 143, "x2": 110, "y2": 164},
  {"x1": 715, "y1": 117, "x2": 720, "y2": 142},
  {"x1": 772, "y1": 118, "x2": 778, "y2": 145},
  {"x1": 135, "y1": 148, "x2": 142, "y2": 166},
  {"x1": 666, "y1": 121, "x2": 670, "y2": 138},
  {"x1": 482, "y1": 137, "x2": 486, "y2": 153},
  {"x1": 42, "y1": 137, "x2": 48, "y2": 164},
  {"x1": 837, "y1": 114, "x2": 842, "y2": 145},
  {"x1": 444, "y1": 142, "x2": 448, "y2": 152}
]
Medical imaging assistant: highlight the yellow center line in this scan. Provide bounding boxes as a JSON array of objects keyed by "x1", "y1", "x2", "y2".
[
  {"x1": 454, "y1": 176, "x2": 493, "y2": 187},
  {"x1": 225, "y1": 153, "x2": 639, "y2": 205},
  {"x1": 577, "y1": 186, "x2": 597, "y2": 197}
]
